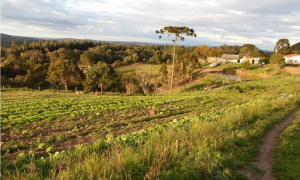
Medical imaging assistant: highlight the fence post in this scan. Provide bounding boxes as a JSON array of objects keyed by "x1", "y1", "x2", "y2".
[
  {"x1": 239, "y1": 113, "x2": 241, "y2": 127},
  {"x1": 175, "y1": 139, "x2": 180, "y2": 153}
]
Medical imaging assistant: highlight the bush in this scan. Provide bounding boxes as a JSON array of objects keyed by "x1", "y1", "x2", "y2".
[
  {"x1": 241, "y1": 61, "x2": 251, "y2": 70},
  {"x1": 222, "y1": 68, "x2": 236, "y2": 74}
]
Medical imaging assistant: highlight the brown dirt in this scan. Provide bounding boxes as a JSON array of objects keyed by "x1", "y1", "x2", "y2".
[
  {"x1": 282, "y1": 67, "x2": 300, "y2": 75},
  {"x1": 240, "y1": 107, "x2": 300, "y2": 180}
]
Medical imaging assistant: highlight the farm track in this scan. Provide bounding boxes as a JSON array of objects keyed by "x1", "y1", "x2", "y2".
[
  {"x1": 282, "y1": 67, "x2": 300, "y2": 75},
  {"x1": 240, "y1": 107, "x2": 300, "y2": 180}
]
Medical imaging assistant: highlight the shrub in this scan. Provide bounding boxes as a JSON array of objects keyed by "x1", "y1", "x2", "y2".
[{"x1": 241, "y1": 61, "x2": 251, "y2": 70}]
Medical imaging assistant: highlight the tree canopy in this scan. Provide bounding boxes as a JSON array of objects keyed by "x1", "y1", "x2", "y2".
[
  {"x1": 270, "y1": 53, "x2": 285, "y2": 66},
  {"x1": 290, "y1": 42, "x2": 300, "y2": 54},
  {"x1": 85, "y1": 61, "x2": 117, "y2": 93},
  {"x1": 194, "y1": 45, "x2": 210, "y2": 60},
  {"x1": 239, "y1": 44, "x2": 262, "y2": 57},
  {"x1": 121, "y1": 72, "x2": 139, "y2": 94},
  {"x1": 275, "y1": 39, "x2": 291, "y2": 55},
  {"x1": 47, "y1": 48, "x2": 82, "y2": 90}
]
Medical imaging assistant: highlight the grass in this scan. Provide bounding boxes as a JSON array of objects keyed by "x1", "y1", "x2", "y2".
[
  {"x1": 274, "y1": 113, "x2": 300, "y2": 180},
  {"x1": 1, "y1": 68, "x2": 300, "y2": 179},
  {"x1": 2, "y1": 89, "x2": 300, "y2": 179},
  {"x1": 214, "y1": 62, "x2": 241, "y2": 70},
  {"x1": 116, "y1": 64, "x2": 173, "y2": 76}
]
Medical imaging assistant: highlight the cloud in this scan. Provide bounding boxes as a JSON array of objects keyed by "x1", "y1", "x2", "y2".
[{"x1": 1, "y1": 0, "x2": 300, "y2": 50}]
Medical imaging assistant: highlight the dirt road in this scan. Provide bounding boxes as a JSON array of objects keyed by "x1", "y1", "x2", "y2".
[{"x1": 240, "y1": 107, "x2": 300, "y2": 180}]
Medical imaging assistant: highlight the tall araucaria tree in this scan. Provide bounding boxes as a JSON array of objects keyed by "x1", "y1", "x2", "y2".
[{"x1": 155, "y1": 26, "x2": 196, "y2": 88}]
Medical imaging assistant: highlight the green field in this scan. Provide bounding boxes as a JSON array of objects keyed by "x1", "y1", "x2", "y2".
[{"x1": 1, "y1": 71, "x2": 300, "y2": 179}]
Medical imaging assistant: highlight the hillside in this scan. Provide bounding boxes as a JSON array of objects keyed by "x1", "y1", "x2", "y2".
[
  {"x1": 1, "y1": 33, "x2": 41, "y2": 47},
  {"x1": 291, "y1": 42, "x2": 300, "y2": 54},
  {"x1": 0, "y1": 33, "x2": 168, "y2": 47}
]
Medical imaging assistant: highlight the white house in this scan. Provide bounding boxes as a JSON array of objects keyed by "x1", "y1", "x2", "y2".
[
  {"x1": 240, "y1": 56, "x2": 260, "y2": 64},
  {"x1": 284, "y1": 54, "x2": 300, "y2": 65}
]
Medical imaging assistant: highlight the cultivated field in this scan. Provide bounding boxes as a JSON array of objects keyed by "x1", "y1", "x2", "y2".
[{"x1": 1, "y1": 70, "x2": 300, "y2": 179}]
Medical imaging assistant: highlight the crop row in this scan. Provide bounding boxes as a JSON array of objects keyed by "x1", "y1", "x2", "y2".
[{"x1": 1, "y1": 95, "x2": 188, "y2": 130}]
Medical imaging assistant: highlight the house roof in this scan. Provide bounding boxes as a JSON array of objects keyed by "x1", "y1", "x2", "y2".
[
  {"x1": 221, "y1": 54, "x2": 239, "y2": 60},
  {"x1": 244, "y1": 56, "x2": 256, "y2": 60},
  {"x1": 284, "y1": 54, "x2": 300, "y2": 58}
]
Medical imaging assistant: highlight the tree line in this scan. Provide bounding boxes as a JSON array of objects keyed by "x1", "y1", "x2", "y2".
[
  {"x1": 0, "y1": 39, "x2": 219, "y2": 93},
  {"x1": 1, "y1": 38, "x2": 298, "y2": 93}
]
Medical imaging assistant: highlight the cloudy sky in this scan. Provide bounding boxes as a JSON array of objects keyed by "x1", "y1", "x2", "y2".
[{"x1": 1, "y1": 0, "x2": 300, "y2": 50}]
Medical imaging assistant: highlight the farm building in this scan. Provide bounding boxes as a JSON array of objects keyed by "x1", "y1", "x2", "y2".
[
  {"x1": 221, "y1": 54, "x2": 240, "y2": 63},
  {"x1": 284, "y1": 54, "x2": 300, "y2": 65},
  {"x1": 206, "y1": 57, "x2": 221, "y2": 63},
  {"x1": 240, "y1": 56, "x2": 260, "y2": 64}
]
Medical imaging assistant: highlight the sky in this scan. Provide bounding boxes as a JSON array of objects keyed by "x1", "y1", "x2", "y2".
[{"x1": 1, "y1": 0, "x2": 300, "y2": 50}]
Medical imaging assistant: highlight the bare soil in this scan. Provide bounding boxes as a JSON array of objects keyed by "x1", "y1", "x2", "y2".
[
  {"x1": 282, "y1": 67, "x2": 300, "y2": 75},
  {"x1": 240, "y1": 107, "x2": 300, "y2": 180}
]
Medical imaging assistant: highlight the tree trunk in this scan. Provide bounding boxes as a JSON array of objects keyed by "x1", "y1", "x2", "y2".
[
  {"x1": 100, "y1": 83, "x2": 103, "y2": 93},
  {"x1": 171, "y1": 35, "x2": 177, "y2": 89},
  {"x1": 190, "y1": 73, "x2": 193, "y2": 83},
  {"x1": 142, "y1": 86, "x2": 148, "y2": 94}
]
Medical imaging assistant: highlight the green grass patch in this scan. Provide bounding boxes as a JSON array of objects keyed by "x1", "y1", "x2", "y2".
[
  {"x1": 274, "y1": 113, "x2": 300, "y2": 180},
  {"x1": 116, "y1": 64, "x2": 172, "y2": 76},
  {"x1": 214, "y1": 62, "x2": 241, "y2": 70}
]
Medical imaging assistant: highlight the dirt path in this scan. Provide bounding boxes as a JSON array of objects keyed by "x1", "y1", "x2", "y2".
[
  {"x1": 282, "y1": 67, "x2": 300, "y2": 75},
  {"x1": 241, "y1": 107, "x2": 300, "y2": 180}
]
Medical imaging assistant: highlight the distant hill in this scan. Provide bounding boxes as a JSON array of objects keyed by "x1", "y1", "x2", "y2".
[
  {"x1": 1, "y1": 33, "x2": 41, "y2": 47},
  {"x1": 291, "y1": 42, "x2": 300, "y2": 54},
  {"x1": 261, "y1": 49, "x2": 273, "y2": 54},
  {"x1": 41, "y1": 37, "x2": 166, "y2": 46},
  {"x1": 102, "y1": 41, "x2": 162, "y2": 46},
  {"x1": 0, "y1": 33, "x2": 170, "y2": 47}
]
